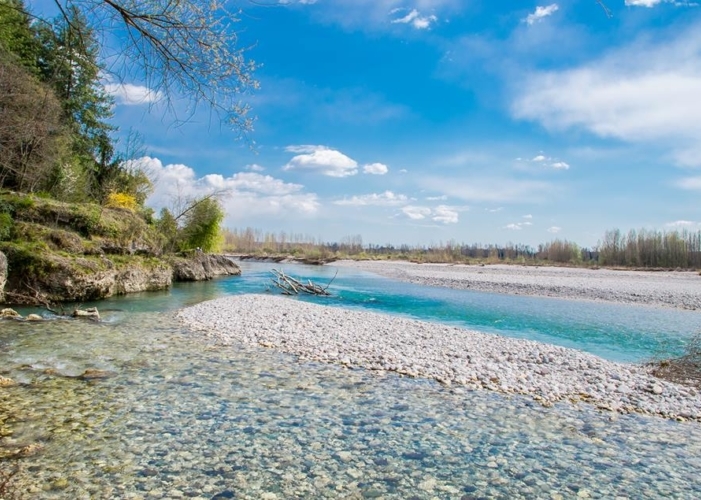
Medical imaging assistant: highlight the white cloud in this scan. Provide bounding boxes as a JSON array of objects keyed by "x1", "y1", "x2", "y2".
[
  {"x1": 245, "y1": 164, "x2": 265, "y2": 172},
  {"x1": 625, "y1": 0, "x2": 662, "y2": 6},
  {"x1": 528, "y1": 154, "x2": 570, "y2": 170},
  {"x1": 513, "y1": 23, "x2": 701, "y2": 167},
  {"x1": 677, "y1": 177, "x2": 701, "y2": 190},
  {"x1": 399, "y1": 169, "x2": 408, "y2": 174},
  {"x1": 204, "y1": 172, "x2": 304, "y2": 196},
  {"x1": 334, "y1": 191, "x2": 409, "y2": 206},
  {"x1": 432, "y1": 205, "x2": 459, "y2": 224},
  {"x1": 363, "y1": 163, "x2": 389, "y2": 175},
  {"x1": 287, "y1": 0, "x2": 458, "y2": 32},
  {"x1": 524, "y1": 4, "x2": 559, "y2": 25},
  {"x1": 485, "y1": 207, "x2": 503, "y2": 213},
  {"x1": 283, "y1": 145, "x2": 358, "y2": 177},
  {"x1": 134, "y1": 157, "x2": 320, "y2": 221},
  {"x1": 666, "y1": 220, "x2": 697, "y2": 227},
  {"x1": 423, "y1": 177, "x2": 556, "y2": 203},
  {"x1": 426, "y1": 195, "x2": 448, "y2": 201},
  {"x1": 505, "y1": 220, "x2": 534, "y2": 230},
  {"x1": 402, "y1": 205, "x2": 433, "y2": 220},
  {"x1": 400, "y1": 204, "x2": 462, "y2": 224},
  {"x1": 104, "y1": 83, "x2": 163, "y2": 105},
  {"x1": 391, "y1": 8, "x2": 438, "y2": 29},
  {"x1": 547, "y1": 226, "x2": 562, "y2": 233}
]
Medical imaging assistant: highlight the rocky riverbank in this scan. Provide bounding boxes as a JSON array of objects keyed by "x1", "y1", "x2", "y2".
[
  {"x1": 0, "y1": 252, "x2": 240, "y2": 305},
  {"x1": 334, "y1": 260, "x2": 701, "y2": 310},
  {"x1": 179, "y1": 294, "x2": 701, "y2": 422}
]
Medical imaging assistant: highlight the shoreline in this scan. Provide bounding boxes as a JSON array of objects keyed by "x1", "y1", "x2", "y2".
[
  {"x1": 178, "y1": 294, "x2": 701, "y2": 422},
  {"x1": 331, "y1": 260, "x2": 701, "y2": 310}
]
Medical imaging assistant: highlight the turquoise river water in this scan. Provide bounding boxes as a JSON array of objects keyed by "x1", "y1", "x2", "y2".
[{"x1": 1, "y1": 261, "x2": 701, "y2": 499}]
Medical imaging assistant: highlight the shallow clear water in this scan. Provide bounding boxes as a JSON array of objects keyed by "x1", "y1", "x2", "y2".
[
  {"x1": 30, "y1": 261, "x2": 700, "y2": 363},
  {"x1": 1, "y1": 313, "x2": 701, "y2": 499}
]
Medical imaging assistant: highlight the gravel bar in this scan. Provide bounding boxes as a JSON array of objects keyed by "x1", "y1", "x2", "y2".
[
  {"x1": 333, "y1": 260, "x2": 701, "y2": 310},
  {"x1": 179, "y1": 294, "x2": 701, "y2": 422}
]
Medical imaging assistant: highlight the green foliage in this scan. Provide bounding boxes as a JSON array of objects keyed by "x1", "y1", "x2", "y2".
[
  {"x1": 0, "y1": 0, "x2": 39, "y2": 72},
  {"x1": 179, "y1": 197, "x2": 224, "y2": 253},
  {"x1": 156, "y1": 208, "x2": 178, "y2": 253},
  {"x1": 0, "y1": 211, "x2": 12, "y2": 240},
  {"x1": 36, "y1": 7, "x2": 116, "y2": 197},
  {"x1": 0, "y1": 240, "x2": 52, "y2": 277}
]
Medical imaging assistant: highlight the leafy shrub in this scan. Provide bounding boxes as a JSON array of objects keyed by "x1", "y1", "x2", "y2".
[
  {"x1": 105, "y1": 192, "x2": 137, "y2": 211},
  {"x1": 0, "y1": 212, "x2": 13, "y2": 240}
]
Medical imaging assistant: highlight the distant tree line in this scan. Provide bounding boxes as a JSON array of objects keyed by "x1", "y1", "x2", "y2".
[
  {"x1": 224, "y1": 227, "x2": 701, "y2": 269},
  {"x1": 598, "y1": 229, "x2": 701, "y2": 268}
]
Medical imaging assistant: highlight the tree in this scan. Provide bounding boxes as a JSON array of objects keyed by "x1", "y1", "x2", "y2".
[
  {"x1": 36, "y1": 6, "x2": 116, "y2": 198},
  {"x1": 45, "y1": 0, "x2": 258, "y2": 136},
  {"x1": 155, "y1": 207, "x2": 178, "y2": 253},
  {"x1": 0, "y1": 0, "x2": 39, "y2": 72},
  {"x1": 179, "y1": 196, "x2": 225, "y2": 253},
  {"x1": 0, "y1": 53, "x2": 67, "y2": 192}
]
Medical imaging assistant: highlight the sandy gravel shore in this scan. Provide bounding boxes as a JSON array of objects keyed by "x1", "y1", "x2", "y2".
[
  {"x1": 179, "y1": 294, "x2": 701, "y2": 422},
  {"x1": 333, "y1": 260, "x2": 701, "y2": 310}
]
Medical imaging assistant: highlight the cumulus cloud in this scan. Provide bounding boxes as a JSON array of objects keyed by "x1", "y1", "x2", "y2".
[
  {"x1": 283, "y1": 145, "x2": 358, "y2": 177},
  {"x1": 363, "y1": 163, "x2": 389, "y2": 175},
  {"x1": 334, "y1": 191, "x2": 409, "y2": 206},
  {"x1": 524, "y1": 4, "x2": 559, "y2": 25},
  {"x1": 245, "y1": 164, "x2": 265, "y2": 172},
  {"x1": 390, "y1": 8, "x2": 438, "y2": 29},
  {"x1": 547, "y1": 226, "x2": 562, "y2": 233},
  {"x1": 104, "y1": 83, "x2": 163, "y2": 105},
  {"x1": 551, "y1": 161, "x2": 570, "y2": 170},
  {"x1": 505, "y1": 223, "x2": 523, "y2": 230},
  {"x1": 132, "y1": 157, "x2": 320, "y2": 221},
  {"x1": 512, "y1": 23, "x2": 701, "y2": 167}
]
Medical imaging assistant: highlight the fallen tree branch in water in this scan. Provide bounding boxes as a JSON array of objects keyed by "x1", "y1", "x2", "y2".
[{"x1": 269, "y1": 268, "x2": 335, "y2": 296}]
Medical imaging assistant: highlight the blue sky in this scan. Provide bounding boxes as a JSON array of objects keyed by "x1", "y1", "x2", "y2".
[{"x1": 76, "y1": 1, "x2": 701, "y2": 247}]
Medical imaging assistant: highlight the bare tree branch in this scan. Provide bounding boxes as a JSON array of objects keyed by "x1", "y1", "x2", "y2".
[{"x1": 46, "y1": 0, "x2": 259, "y2": 138}]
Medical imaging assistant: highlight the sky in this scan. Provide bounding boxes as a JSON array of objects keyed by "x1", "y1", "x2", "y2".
[{"x1": 40, "y1": 0, "x2": 701, "y2": 248}]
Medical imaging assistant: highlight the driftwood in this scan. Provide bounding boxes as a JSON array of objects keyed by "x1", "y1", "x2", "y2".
[{"x1": 269, "y1": 268, "x2": 336, "y2": 296}]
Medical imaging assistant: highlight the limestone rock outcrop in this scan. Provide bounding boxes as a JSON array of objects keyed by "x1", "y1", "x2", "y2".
[{"x1": 170, "y1": 253, "x2": 241, "y2": 282}]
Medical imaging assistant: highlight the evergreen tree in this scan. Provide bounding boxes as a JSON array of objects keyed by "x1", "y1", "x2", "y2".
[
  {"x1": 0, "y1": 0, "x2": 39, "y2": 72},
  {"x1": 36, "y1": 7, "x2": 115, "y2": 200}
]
